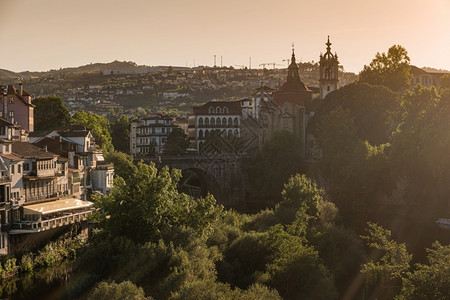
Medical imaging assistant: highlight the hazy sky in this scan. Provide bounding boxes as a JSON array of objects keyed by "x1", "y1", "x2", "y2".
[{"x1": 1, "y1": 0, "x2": 449, "y2": 73}]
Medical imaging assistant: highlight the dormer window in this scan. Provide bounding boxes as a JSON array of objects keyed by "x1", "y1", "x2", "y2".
[
  {"x1": 9, "y1": 111, "x2": 14, "y2": 118},
  {"x1": 208, "y1": 107, "x2": 214, "y2": 114},
  {"x1": 216, "y1": 107, "x2": 222, "y2": 114},
  {"x1": 223, "y1": 107, "x2": 229, "y2": 114},
  {"x1": 9, "y1": 97, "x2": 14, "y2": 104}
]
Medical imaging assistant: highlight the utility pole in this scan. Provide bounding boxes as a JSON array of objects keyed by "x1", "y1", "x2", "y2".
[
  {"x1": 249, "y1": 57, "x2": 252, "y2": 69},
  {"x1": 214, "y1": 55, "x2": 216, "y2": 67},
  {"x1": 221, "y1": 56, "x2": 223, "y2": 68}
]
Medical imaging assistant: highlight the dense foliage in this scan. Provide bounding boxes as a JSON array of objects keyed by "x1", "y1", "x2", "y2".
[
  {"x1": 32, "y1": 96, "x2": 71, "y2": 131},
  {"x1": 359, "y1": 45, "x2": 412, "y2": 92},
  {"x1": 71, "y1": 111, "x2": 114, "y2": 153}
]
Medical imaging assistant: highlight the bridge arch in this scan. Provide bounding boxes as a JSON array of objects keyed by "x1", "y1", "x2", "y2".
[{"x1": 178, "y1": 167, "x2": 223, "y2": 204}]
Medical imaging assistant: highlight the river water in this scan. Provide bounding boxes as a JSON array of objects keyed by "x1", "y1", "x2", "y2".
[{"x1": 0, "y1": 261, "x2": 76, "y2": 300}]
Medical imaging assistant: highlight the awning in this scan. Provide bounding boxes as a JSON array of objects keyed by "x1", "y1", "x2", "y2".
[{"x1": 23, "y1": 198, "x2": 93, "y2": 215}]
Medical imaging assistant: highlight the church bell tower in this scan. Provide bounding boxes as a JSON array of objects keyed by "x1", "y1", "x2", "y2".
[{"x1": 319, "y1": 36, "x2": 339, "y2": 99}]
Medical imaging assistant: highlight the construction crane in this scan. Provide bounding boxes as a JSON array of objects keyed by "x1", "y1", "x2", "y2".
[{"x1": 260, "y1": 63, "x2": 284, "y2": 69}]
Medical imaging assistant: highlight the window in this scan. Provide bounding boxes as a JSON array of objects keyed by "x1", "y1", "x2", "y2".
[
  {"x1": 9, "y1": 97, "x2": 14, "y2": 104},
  {"x1": 11, "y1": 165, "x2": 14, "y2": 175},
  {"x1": 8, "y1": 111, "x2": 14, "y2": 118},
  {"x1": 198, "y1": 118, "x2": 203, "y2": 127},
  {"x1": 223, "y1": 107, "x2": 229, "y2": 114},
  {"x1": 208, "y1": 107, "x2": 214, "y2": 114},
  {"x1": 18, "y1": 165, "x2": 21, "y2": 174},
  {"x1": 24, "y1": 163, "x2": 29, "y2": 171},
  {"x1": 216, "y1": 107, "x2": 222, "y2": 114}
]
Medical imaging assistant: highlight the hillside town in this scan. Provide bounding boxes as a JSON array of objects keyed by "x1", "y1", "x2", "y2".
[{"x1": 0, "y1": 84, "x2": 113, "y2": 255}]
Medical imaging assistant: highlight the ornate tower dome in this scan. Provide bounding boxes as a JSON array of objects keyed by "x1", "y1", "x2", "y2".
[{"x1": 319, "y1": 36, "x2": 339, "y2": 99}]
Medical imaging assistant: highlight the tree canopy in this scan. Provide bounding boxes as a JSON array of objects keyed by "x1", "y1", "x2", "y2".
[
  {"x1": 248, "y1": 130, "x2": 306, "y2": 204},
  {"x1": 163, "y1": 127, "x2": 189, "y2": 156},
  {"x1": 110, "y1": 115, "x2": 130, "y2": 153},
  {"x1": 32, "y1": 95, "x2": 71, "y2": 131},
  {"x1": 71, "y1": 111, "x2": 113, "y2": 154},
  {"x1": 359, "y1": 45, "x2": 412, "y2": 92}
]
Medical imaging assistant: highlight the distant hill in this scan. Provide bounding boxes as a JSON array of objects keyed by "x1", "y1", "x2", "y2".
[
  {"x1": 0, "y1": 61, "x2": 192, "y2": 80},
  {"x1": 0, "y1": 68, "x2": 22, "y2": 79}
]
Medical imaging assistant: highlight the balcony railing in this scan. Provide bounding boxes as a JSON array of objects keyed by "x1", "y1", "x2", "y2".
[
  {"x1": 12, "y1": 210, "x2": 93, "y2": 232},
  {"x1": 0, "y1": 176, "x2": 11, "y2": 183}
]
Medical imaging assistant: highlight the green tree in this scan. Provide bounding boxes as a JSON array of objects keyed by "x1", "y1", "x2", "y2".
[
  {"x1": 88, "y1": 281, "x2": 148, "y2": 300},
  {"x1": 361, "y1": 222, "x2": 412, "y2": 280},
  {"x1": 111, "y1": 115, "x2": 130, "y2": 153},
  {"x1": 105, "y1": 151, "x2": 136, "y2": 182},
  {"x1": 248, "y1": 131, "x2": 306, "y2": 204},
  {"x1": 359, "y1": 45, "x2": 412, "y2": 92},
  {"x1": 93, "y1": 162, "x2": 223, "y2": 243},
  {"x1": 163, "y1": 127, "x2": 189, "y2": 156},
  {"x1": 397, "y1": 242, "x2": 450, "y2": 300},
  {"x1": 440, "y1": 74, "x2": 450, "y2": 89},
  {"x1": 390, "y1": 85, "x2": 449, "y2": 208},
  {"x1": 275, "y1": 174, "x2": 322, "y2": 226},
  {"x1": 32, "y1": 96, "x2": 71, "y2": 131},
  {"x1": 72, "y1": 111, "x2": 113, "y2": 153},
  {"x1": 312, "y1": 82, "x2": 400, "y2": 145},
  {"x1": 265, "y1": 225, "x2": 338, "y2": 300}
]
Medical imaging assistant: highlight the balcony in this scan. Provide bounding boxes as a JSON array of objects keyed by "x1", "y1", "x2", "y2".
[
  {"x1": 1, "y1": 223, "x2": 12, "y2": 232},
  {"x1": 0, "y1": 176, "x2": 11, "y2": 184},
  {"x1": 11, "y1": 210, "x2": 93, "y2": 233}
]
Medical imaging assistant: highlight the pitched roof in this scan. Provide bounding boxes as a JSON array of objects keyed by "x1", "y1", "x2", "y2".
[
  {"x1": 192, "y1": 100, "x2": 242, "y2": 115},
  {"x1": 12, "y1": 141, "x2": 58, "y2": 159},
  {"x1": 4, "y1": 85, "x2": 34, "y2": 107},
  {"x1": 0, "y1": 153, "x2": 23, "y2": 162}
]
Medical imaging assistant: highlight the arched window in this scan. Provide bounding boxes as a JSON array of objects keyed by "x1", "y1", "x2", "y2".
[
  {"x1": 211, "y1": 118, "x2": 215, "y2": 127},
  {"x1": 198, "y1": 130, "x2": 204, "y2": 139},
  {"x1": 223, "y1": 107, "x2": 229, "y2": 114},
  {"x1": 222, "y1": 117, "x2": 226, "y2": 125},
  {"x1": 234, "y1": 117, "x2": 239, "y2": 127},
  {"x1": 216, "y1": 107, "x2": 222, "y2": 114},
  {"x1": 228, "y1": 129, "x2": 233, "y2": 136},
  {"x1": 205, "y1": 130, "x2": 210, "y2": 138},
  {"x1": 198, "y1": 117, "x2": 203, "y2": 127},
  {"x1": 234, "y1": 129, "x2": 239, "y2": 136},
  {"x1": 208, "y1": 107, "x2": 214, "y2": 114},
  {"x1": 228, "y1": 117, "x2": 232, "y2": 127},
  {"x1": 216, "y1": 117, "x2": 221, "y2": 127},
  {"x1": 205, "y1": 118, "x2": 209, "y2": 127}
]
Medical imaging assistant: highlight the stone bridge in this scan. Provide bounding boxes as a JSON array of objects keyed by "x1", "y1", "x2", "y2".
[{"x1": 139, "y1": 154, "x2": 251, "y2": 208}]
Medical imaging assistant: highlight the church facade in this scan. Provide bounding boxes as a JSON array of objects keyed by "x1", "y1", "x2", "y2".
[{"x1": 256, "y1": 37, "x2": 339, "y2": 159}]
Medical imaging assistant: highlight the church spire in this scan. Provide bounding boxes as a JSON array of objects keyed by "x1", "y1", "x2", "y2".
[{"x1": 287, "y1": 44, "x2": 300, "y2": 82}]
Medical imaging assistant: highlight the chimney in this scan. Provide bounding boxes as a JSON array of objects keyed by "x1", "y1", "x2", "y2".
[
  {"x1": 44, "y1": 145, "x2": 48, "y2": 152},
  {"x1": 19, "y1": 83, "x2": 23, "y2": 96}
]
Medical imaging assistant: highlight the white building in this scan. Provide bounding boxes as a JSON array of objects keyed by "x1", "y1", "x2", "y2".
[{"x1": 130, "y1": 114, "x2": 181, "y2": 156}]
